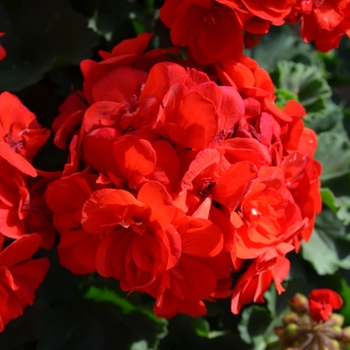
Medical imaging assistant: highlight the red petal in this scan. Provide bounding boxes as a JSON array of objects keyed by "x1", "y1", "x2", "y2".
[
  {"x1": 0, "y1": 143, "x2": 37, "y2": 177},
  {"x1": 181, "y1": 217, "x2": 223, "y2": 257},
  {"x1": 212, "y1": 161, "x2": 258, "y2": 208},
  {"x1": 137, "y1": 181, "x2": 175, "y2": 229},
  {"x1": 113, "y1": 135, "x2": 157, "y2": 179},
  {"x1": 0, "y1": 234, "x2": 42, "y2": 267},
  {"x1": 82, "y1": 189, "x2": 143, "y2": 233}
]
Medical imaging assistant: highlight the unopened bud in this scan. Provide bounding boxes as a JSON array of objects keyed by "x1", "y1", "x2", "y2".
[
  {"x1": 341, "y1": 326, "x2": 350, "y2": 343},
  {"x1": 275, "y1": 326, "x2": 286, "y2": 338},
  {"x1": 330, "y1": 339, "x2": 341, "y2": 349},
  {"x1": 331, "y1": 325, "x2": 343, "y2": 337},
  {"x1": 286, "y1": 323, "x2": 298, "y2": 338},
  {"x1": 289, "y1": 293, "x2": 309, "y2": 314},
  {"x1": 282, "y1": 312, "x2": 299, "y2": 325},
  {"x1": 329, "y1": 313, "x2": 344, "y2": 327}
]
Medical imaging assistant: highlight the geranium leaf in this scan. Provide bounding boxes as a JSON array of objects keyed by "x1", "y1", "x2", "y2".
[
  {"x1": 246, "y1": 26, "x2": 314, "y2": 72},
  {"x1": 302, "y1": 210, "x2": 350, "y2": 275},
  {"x1": 315, "y1": 132, "x2": 350, "y2": 181},
  {"x1": 321, "y1": 188, "x2": 350, "y2": 225},
  {"x1": 326, "y1": 273, "x2": 350, "y2": 326},
  {"x1": 238, "y1": 306, "x2": 271, "y2": 348},
  {"x1": 271, "y1": 61, "x2": 331, "y2": 114}
]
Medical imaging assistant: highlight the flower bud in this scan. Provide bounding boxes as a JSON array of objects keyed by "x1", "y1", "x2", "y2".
[
  {"x1": 286, "y1": 323, "x2": 298, "y2": 338},
  {"x1": 330, "y1": 339, "x2": 341, "y2": 349},
  {"x1": 274, "y1": 326, "x2": 286, "y2": 338},
  {"x1": 289, "y1": 293, "x2": 309, "y2": 314},
  {"x1": 329, "y1": 313, "x2": 344, "y2": 327},
  {"x1": 330, "y1": 325, "x2": 343, "y2": 338},
  {"x1": 282, "y1": 312, "x2": 299, "y2": 325},
  {"x1": 340, "y1": 326, "x2": 350, "y2": 343}
]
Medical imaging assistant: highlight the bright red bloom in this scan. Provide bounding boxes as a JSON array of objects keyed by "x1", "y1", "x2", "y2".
[
  {"x1": 160, "y1": 0, "x2": 243, "y2": 63},
  {"x1": 0, "y1": 234, "x2": 49, "y2": 331},
  {"x1": 298, "y1": 0, "x2": 350, "y2": 52},
  {"x1": 82, "y1": 181, "x2": 181, "y2": 290},
  {"x1": 52, "y1": 33, "x2": 154, "y2": 150},
  {"x1": 143, "y1": 212, "x2": 229, "y2": 318},
  {"x1": 0, "y1": 159, "x2": 30, "y2": 239},
  {"x1": 232, "y1": 166, "x2": 306, "y2": 262},
  {"x1": 45, "y1": 173, "x2": 103, "y2": 274},
  {"x1": 217, "y1": 0, "x2": 297, "y2": 24},
  {"x1": 0, "y1": 92, "x2": 50, "y2": 177},
  {"x1": 231, "y1": 243, "x2": 293, "y2": 314},
  {"x1": 309, "y1": 289, "x2": 343, "y2": 322},
  {"x1": 0, "y1": 158, "x2": 55, "y2": 249},
  {"x1": 48, "y1": 40, "x2": 322, "y2": 320}
]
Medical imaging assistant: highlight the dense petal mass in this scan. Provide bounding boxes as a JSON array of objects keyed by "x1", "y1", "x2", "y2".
[
  {"x1": 161, "y1": 0, "x2": 243, "y2": 63},
  {"x1": 46, "y1": 37, "x2": 321, "y2": 321},
  {"x1": 0, "y1": 234, "x2": 49, "y2": 331},
  {"x1": 82, "y1": 182, "x2": 181, "y2": 290},
  {"x1": 309, "y1": 289, "x2": 343, "y2": 322}
]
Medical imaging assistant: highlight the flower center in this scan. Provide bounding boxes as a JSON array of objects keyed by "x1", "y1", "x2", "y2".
[{"x1": 3, "y1": 132, "x2": 25, "y2": 153}]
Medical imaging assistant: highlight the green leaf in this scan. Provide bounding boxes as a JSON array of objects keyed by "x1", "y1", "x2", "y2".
[
  {"x1": 271, "y1": 61, "x2": 331, "y2": 114},
  {"x1": 84, "y1": 286, "x2": 136, "y2": 314},
  {"x1": 238, "y1": 306, "x2": 272, "y2": 348},
  {"x1": 130, "y1": 340, "x2": 149, "y2": 350},
  {"x1": 246, "y1": 26, "x2": 314, "y2": 72},
  {"x1": 274, "y1": 88, "x2": 299, "y2": 109},
  {"x1": 321, "y1": 188, "x2": 340, "y2": 212},
  {"x1": 0, "y1": 0, "x2": 98, "y2": 91},
  {"x1": 321, "y1": 188, "x2": 350, "y2": 225},
  {"x1": 304, "y1": 101, "x2": 345, "y2": 134},
  {"x1": 83, "y1": 285, "x2": 165, "y2": 326},
  {"x1": 327, "y1": 273, "x2": 350, "y2": 326},
  {"x1": 301, "y1": 210, "x2": 350, "y2": 275},
  {"x1": 315, "y1": 131, "x2": 350, "y2": 181}
]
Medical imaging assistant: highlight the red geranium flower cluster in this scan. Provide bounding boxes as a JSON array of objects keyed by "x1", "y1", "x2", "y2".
[
  {"x1": 159, "y1": 0, "x2": 350, "y2": 63},
  {"x1": 46, "y1": 34, "x2": 321, "y2": 318},
  {"x1": 275, "y1": 290, "x2": 348, "y2": 349},
  {"x1": 0, "y1": 92, "x2": 51, "y2": 331}
]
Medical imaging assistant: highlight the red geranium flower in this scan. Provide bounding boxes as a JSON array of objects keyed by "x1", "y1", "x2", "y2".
[
  {"x1": 309, "y1": 289, "x2": 343, "y2": 322},
  {"x1": 160, "y1": 0, "x2": 243, "y2": 63},
  {"x1": 298, "y1": 0, "x2": 350, "y2": 52},
  {"x1": 0, "y1": 92, "x2": 50, "y2": 177},
  {"x1": 0, "y1": 234, "x2": 49, "y2": 332},
  {"x1": 82, "y1": 181, "x2": 181, "y2": 291}
]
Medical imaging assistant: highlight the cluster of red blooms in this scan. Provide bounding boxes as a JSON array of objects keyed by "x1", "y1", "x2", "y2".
[
  {"x1": 0, "y1": 92, "x2": 52, "y2": 331},
  {"x1": 160, "y1": 0, "x2": 350, "y2": 63},
  {"x1": 276, "y1": 289, "x2": 350, "y2": 349},
  {"x1": 0, "y1": 1, "x2": 330, "y2": 330},
  {"x1": 43, "y1": 33, "x2": 321, "y2": 318}
]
